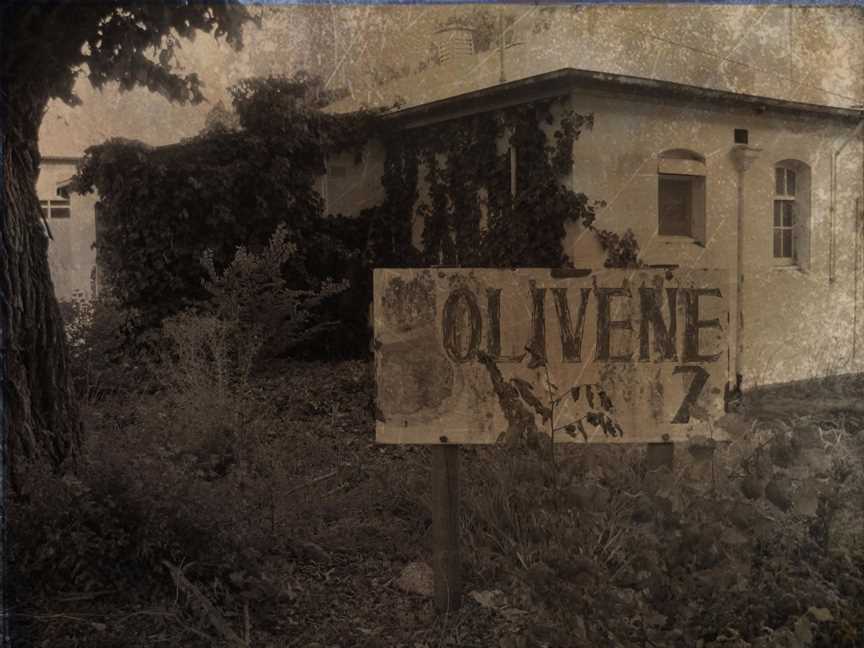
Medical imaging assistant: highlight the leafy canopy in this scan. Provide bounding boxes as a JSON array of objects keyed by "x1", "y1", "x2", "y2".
[{"x1": 1, "y1": 1, "x2": 252, "y2": 113}]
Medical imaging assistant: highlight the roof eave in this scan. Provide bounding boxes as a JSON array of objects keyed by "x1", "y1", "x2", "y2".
[{"x1": 384, "y1": 67, "x2": 864, "y2": 129}]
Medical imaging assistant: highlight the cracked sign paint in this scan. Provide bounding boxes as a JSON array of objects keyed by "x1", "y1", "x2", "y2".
[{"x1": 375, "y1": 268, "x2": 729, "y2": 445}]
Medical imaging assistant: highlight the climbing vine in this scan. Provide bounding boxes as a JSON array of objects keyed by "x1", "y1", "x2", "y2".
[{"x1": 367, "y1": 95, "x2": 637, "y2": 270}]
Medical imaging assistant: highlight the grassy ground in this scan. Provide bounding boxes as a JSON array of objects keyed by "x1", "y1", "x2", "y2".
[{"x1": 11, "y1": 360, "x2": 864, "y2": 647}]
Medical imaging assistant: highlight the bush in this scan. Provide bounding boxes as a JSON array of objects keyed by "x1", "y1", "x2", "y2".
[
  {"x1": 72, "y1": 74, "x2": 383, "y2": 337},
  {"x1": 459, "y1": 416, "x2": 864, "y2": 647},
  {"x1": 59, "y1": 291, "x2": 139, "y2": 401}
]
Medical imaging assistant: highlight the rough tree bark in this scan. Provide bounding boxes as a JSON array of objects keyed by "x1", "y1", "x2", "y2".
[{"x1": 1, "y1": 92, "x2": 81, "y2": 483}]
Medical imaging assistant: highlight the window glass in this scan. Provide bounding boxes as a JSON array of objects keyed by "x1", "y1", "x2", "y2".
[
  {"x1": 786, "y1": 169, "x2": 796, "y2": 196},
  {"x1": 772, "y1": 162, "x2": 808, "y2": 264},
  {"x1": 658, "y1": 175, "x2": 692, "y2": 236}
]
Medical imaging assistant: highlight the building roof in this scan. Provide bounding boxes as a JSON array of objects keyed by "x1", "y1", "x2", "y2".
[
  {"x1": 378, "y1": 67, "x2": 864, "y2": 130},
  {"x1": 41, "y1": 155, "x2": 82, "y2": 165}
]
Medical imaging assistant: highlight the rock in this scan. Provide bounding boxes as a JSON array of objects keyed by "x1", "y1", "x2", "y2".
[
  {"x1": 469, "y1": 589, "x2": 503, "y2": 609},
  {"x1": 395, "y1": 561, "x2": 434, "y2": 597},
  {"x1": 740, "y1": 475, "x2": 763, "y2": 500},
  {"x1": 765, "y1": 477, "x2": 793, "y2": 512},
  {"x1": 793, "y1": 481, "x2": 819, "y2": 516},
  {"x1": 807, "y1": 607, "x2": 833, "y2": 623},
  {"x1": 770, "y1": 435, "x2": 799, "y2": 468},
  {"x1": 794, "y1": 615, "x2": 813, "y2": 645}
]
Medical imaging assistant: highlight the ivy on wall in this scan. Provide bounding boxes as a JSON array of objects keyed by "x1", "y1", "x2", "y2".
[
  {"x1": 75, "y1": 74, "x2": 639, "y2": 351},
  {"x1": 366, "y1": 96, "x2": 639, "y2": 270}
]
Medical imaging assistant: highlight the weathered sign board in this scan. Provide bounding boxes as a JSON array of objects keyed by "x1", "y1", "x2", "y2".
[{"x1": 374, "y1": 268, "x2": 729, "y2": 445}]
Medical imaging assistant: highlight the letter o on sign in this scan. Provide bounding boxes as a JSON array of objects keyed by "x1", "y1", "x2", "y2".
[{"x1": 442, "y1": 289, "x2": 482, "y2": 362}]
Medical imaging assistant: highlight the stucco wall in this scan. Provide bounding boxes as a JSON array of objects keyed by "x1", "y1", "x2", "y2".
[
  {"x1": 564, "y1": 89, "x2": 863, "y2": 388},
  {"x1": 322, "y1": 143, "x2": 387, "y2": 219},
  {"x1": 37, "y1": 160, "x2": 98, "y2": 302},
  {"x1": 329, "y1": 88, "x2": 864, "y2": 389}
]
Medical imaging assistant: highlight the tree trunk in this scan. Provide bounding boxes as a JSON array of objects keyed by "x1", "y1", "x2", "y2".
[{"x1": 1, "y1": 92, "x2": 80, "y2": 484}]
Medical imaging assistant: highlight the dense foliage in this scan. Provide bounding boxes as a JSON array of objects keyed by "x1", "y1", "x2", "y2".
[
  {"x1": 73, "y1": 74, "x2": 383, "y2": 334},
  {"x1": 0, "y1": 0, "x2": 251, "y2": 477},
  {"x1": 366, "y1": 97, "x2": 626, "y2": 269},
  {"x1": 76, "y1": 76, "x2": 639, "y2": 352}
]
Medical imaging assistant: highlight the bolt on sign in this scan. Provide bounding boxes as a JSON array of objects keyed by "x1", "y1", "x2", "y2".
[{"x1": 374, "y1": 268, "x2": 729, "y2": 445}]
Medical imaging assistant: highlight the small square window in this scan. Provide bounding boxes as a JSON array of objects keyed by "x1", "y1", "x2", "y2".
[
  {"x1": 658, "y1": 176, "x2": 692, "y2": 236},
  {"x1": 51, "y1": 207, "x2": 71, "y2": 219},
  {"x1": 658, "y1": 174, "x2": 704, "y2": 239}
]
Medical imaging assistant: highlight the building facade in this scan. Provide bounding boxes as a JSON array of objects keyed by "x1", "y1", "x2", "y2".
[
  {"x1": 325, "y1": 68, "x2": 864, "y2": 390},
  {"x1": 36, "y1": 156, "x2": 99, "y2": 302}
]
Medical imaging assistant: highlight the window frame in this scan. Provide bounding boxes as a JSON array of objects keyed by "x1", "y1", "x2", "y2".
[
  {"x1": 40, "y1": 198, "x2": 72, "y2": 219},
  {"x1": 657, "y1": 174, "x2": 696, "y2": 238},
  {"x1": 656, "y1": 150, "x2": 707, "y2": 244},
  {"x1": 772, "y1": 162, "x2": 810, "y2": 269}
]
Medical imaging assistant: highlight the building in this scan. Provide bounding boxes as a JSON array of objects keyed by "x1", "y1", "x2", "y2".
[
  {"x1": 35, "y1": 5, "x2": 864, "y2": 390},
  {"x1": 36, "y1": 156, "x2": 100, "y2": 302},
  {"x1": 324, "y1": 65, "x2": 864, "y2": 390}
]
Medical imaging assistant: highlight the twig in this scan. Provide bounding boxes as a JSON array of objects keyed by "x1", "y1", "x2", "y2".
[
  {"x1": 284, "y1": 469, "x2": 338, "y2": 498},
  {"x1": 162, "y1": 560, "x2": 246, "y2": 647}
]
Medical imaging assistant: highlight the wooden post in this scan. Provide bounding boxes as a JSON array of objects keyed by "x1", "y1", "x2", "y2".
[
  {"x1": 646, "y1": 442, "x2": 675, "y2": 471},
  {"x1": 431, "y1": 444, "x2": 461, "y2": 613}
]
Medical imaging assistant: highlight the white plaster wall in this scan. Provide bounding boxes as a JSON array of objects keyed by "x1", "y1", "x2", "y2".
[
  {"x1": 564, "y1": 89, "x2": 863, "y2": 388},
  {"x1": 36, "y1": 161, "x2": 98, "y2": 302}
]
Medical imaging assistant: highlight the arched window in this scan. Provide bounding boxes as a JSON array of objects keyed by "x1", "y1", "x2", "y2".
[
  {"x1": 773, "y1": 160, "x2": 810, "y2": 267},
  {"x1": 657, "y1": 149, "x2": 706, "y2": 242}
]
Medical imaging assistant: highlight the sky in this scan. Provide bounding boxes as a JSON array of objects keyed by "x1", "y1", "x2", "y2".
[{"x1": 39, "y1": 5, "x2": 864, "y2": 158}]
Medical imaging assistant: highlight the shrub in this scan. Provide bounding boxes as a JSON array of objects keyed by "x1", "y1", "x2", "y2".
[{"x1": 59, "y1": 291, "x2": 139, "y2": 402}]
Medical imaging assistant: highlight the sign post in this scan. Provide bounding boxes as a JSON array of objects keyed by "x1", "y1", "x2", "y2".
[
  {"x1": 373, "y1": 268, "x2": 729, "y2": 612},
  {"x1": 431, "y1": 444, "x2": 461, "y2": 612}
]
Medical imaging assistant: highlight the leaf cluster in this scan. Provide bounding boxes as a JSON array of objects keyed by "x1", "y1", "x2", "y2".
[
  {"x1": 73, "y1": 74, "x2": 380, "y2": 334},
  {"x1": 368, "y1": 97, "x2": 613, "y2": 269},
  {"x1": 2, "y1": 1, "x2": 251, "y2": 116}
]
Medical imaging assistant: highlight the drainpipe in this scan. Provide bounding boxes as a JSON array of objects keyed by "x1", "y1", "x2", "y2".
[
  {"x1": 498, "y1": 10, "x2": 506, "y2": 84},
  {"x1": 730, "y1": 144, "x2": 762, "y2": 396},
  {"x1": 854, "y1": 197, "x2": 862, "y2": 362},
  {"x1": 829, "y1": 118, "x2": 864, "y2": 283}
]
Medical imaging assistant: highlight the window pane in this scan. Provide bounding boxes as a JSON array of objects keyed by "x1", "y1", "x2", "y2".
[
  {"x1": 774, "y1": 201, "x2": 781, "y2": 226},
  {"x1": 773, "y1": 230, "x2": 782, "y2": 257},
  {"x1": 775, "y1": 168, "x2": 785, "y2": 195},
  {"x1": 782, "y1": 229, "x2": 793, "y2": 257},
  {"x1": 783, "y1": 201, "x2": 795, "y2": 227},
  {"x1": 51, "y1": 207, "x2": 71, "y2": 219},
  {"x1": 787, "y1": 169, "x2": 796, "y2": 196},
  {"x1": 658, "y1": 176, "x2": 692, "y2": 236}
]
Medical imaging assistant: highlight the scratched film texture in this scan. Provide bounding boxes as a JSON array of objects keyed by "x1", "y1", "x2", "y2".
[{"x1": 43, "y1": 5, "x2": 864, "y2": 392}]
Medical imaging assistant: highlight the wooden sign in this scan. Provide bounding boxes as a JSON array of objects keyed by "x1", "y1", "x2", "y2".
[{"x1": 374, "y1": 268, "x2": 729, "y2": 445}]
